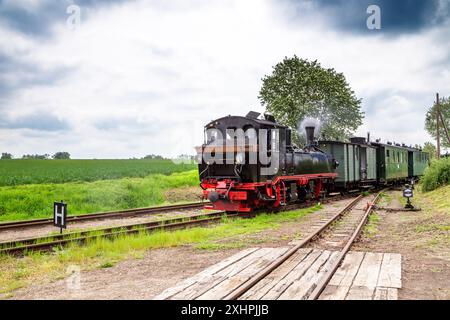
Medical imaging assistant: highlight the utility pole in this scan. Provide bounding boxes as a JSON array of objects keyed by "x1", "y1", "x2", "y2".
[
  {"x1": 436, "y1": 93, "x2": 441, "y2": 159},
  {"x1": 437, "y1": 96, "x2": 450, "y2": 146}
]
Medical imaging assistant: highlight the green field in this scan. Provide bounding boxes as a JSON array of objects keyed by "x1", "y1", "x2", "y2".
[
  {"x1": 0, "y1": 159, "x2": 196, "y2": 186},
  {"x1": 0, "y1": 170, "x2": 200, "y2": 221}
]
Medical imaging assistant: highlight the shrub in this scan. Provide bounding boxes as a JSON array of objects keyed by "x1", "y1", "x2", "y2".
[{"x1": 421, "y1": 157, "x2": 450, "y2": 192}]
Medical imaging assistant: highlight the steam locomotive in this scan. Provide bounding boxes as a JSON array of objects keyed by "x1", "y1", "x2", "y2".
[
  {"x1": 196, "y1": 111, "x2": 338, "y2": 212},
  {"x1": 196, "y1": 111, "x2": 429, "y2": 212}
]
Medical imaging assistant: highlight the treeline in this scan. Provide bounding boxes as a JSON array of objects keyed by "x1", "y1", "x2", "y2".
[
  {"x1": 136, "y1": 154, "x2": 195, "y2": 161},
  {"x1": 1, "y1": 152, "x2": 71, "y2": 160},
  {"x1": 1, "y1": 152, "x2": 195, "y2": 161}
]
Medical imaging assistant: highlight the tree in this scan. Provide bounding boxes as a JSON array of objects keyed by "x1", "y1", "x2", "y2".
[
  {"x1": 425, "y1": 96, "x2": 450, "y2": 149},
  {"x1": 1, "y1": 153, "x2": 13, "y2": 159},
  {"x1": 143, "y1": 154, "x2": 165, "y2": 160},
  {"x1": 22, "y1": 154, "x2": 50, "y2": 159},
  {"x1": 259, "y1": 56, "x2": 364, "y2": 145},
  {"x1": 423, "y1": 142, "x2": 437, "y2": 160},
  {"x1": 52, "y1": 152, "x2": 71, "y2": 159}
]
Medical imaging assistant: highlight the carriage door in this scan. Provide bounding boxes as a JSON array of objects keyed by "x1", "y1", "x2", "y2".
[
  {"x1": 360, "y1": 147, "x2": 367, "y2": 180},
  {"x1": 408, "y1": 151, "x2": 414, "y2": 177}
]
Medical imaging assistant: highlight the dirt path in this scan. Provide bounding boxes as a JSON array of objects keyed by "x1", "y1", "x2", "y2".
[
  {"x1": 354, "y1": 191, "x2": 450, "y2": 300},
  {"x1": 10, "y1": 247, "x2": 238, "y2": 300}
]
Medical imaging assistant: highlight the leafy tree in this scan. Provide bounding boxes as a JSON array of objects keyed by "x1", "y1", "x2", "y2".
[
  {"x1": 22, "y1": 154, "x2": 50, "y2": 159},
  {"x1": 259, "y1": 56, "x2": 363, "y2": 145},
  {"x1": 425, "y1": 96, "x2": 450, "y2": 149},
  {"x1": 423, "y1": 142, "x2": 437, "y2": 160},
  {"x1": 143, "y1": 154, "x2": 165, "y2": 160},
  {"x1": 52, "y1": 152, "x2": 71, "y2": 159},
  {"x1": 1, "y1": 152, "x2": 13, "y2": 159}
]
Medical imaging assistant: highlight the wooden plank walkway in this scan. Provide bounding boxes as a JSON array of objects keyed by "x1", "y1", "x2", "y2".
[{"x1": 154, "y1": 247, "x2": 402, "y2": 300}]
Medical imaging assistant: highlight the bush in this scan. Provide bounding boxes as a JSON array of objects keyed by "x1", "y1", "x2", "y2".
[{"x1": 421, "y1": 157, "x2": 450, "y2": 192}]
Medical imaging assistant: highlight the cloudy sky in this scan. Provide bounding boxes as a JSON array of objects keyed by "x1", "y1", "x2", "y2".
[{"x1": 1, "y1": 0, "x2": 449, "y2": 158}]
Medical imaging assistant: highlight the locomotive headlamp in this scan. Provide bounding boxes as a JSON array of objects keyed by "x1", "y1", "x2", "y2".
[{"x1": 235, "y1": 153, "x2": 244, "y2": 164}]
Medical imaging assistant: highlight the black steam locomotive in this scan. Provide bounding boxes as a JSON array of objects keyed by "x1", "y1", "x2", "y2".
[{"x1": 196, "y1": 111, "x2": 338, "y2": 212}]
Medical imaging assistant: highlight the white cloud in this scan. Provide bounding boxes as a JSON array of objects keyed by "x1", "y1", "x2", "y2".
[{"x1": 1, "y1": 0, "x2": 449, "y2": 158}]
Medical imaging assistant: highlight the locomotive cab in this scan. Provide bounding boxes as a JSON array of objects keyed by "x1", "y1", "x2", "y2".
[{"x1": 197, "y1": 112, "x2": 287, "y2": 183}]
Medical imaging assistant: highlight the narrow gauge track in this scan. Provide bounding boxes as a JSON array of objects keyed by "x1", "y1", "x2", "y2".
[
  {"x1": 0, "y1": 193, "x2": 359, "y2": 256},
  {"x1": 0, "y1": 202, "x2": 206, "y2": 231},
  {"x1": 224, "y1": 189, "x2": 385, "y2": 300},
  {"x1": 0, "y1": 210, "x2": 229, "y2": 256}
]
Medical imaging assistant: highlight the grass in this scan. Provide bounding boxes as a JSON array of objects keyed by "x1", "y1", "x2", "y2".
[
  {"x1": 418, "y1": 184, "x2": 450, "y2": 212},
  {"x1": 0, "y1": 159, "x2": 196, "y2": 186},
  {"x1": 363, "y1": 213, "x2": 380, "y2": 237},
  {"x1": 378, "y1": 192, "x2": 392, "y2": 206},
  {"x1": 421, "y1": 157, "x2": 450, "y2": 192},
  {"x1": 0, "y1": 205, "x2": 321, "y2": 297},
  {"x1": 409, "y1": 185, "x2": 450, "y2": 249},
  {"x1": 0, "y1": 170, "x2": 199, "y2": 221}
]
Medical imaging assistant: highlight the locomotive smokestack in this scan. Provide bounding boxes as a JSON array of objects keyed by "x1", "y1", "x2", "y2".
[{"x1": 305, "y1": 126, "x2": 315, "y2": 146}]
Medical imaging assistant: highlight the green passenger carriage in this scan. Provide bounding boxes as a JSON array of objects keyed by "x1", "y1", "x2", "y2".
[{"x1": 319, "y1": 137, "x2": 377, "y2": 189}]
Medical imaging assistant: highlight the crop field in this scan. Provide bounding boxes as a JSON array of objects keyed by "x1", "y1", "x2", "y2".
[
  {"x1": 0, "y1": 170, "x2": 200, "y2": 221},
  {"x1": 0, "y1": 159, "x2": 196, "y2": 186}
]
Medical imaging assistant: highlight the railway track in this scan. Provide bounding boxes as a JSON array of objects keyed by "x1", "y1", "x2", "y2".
[
  {"x1": 0, "y1": 210, "x2": 231, "y2": 255},
  {"x1": 0, "y1": 193, "x2": 360, "y2": 256},
  {"x1": 222, "y1": 189, "x2": 385, "y2": 300},
  {"x1": 0, "y1": 202, "x2": 206, "y2": 231}
]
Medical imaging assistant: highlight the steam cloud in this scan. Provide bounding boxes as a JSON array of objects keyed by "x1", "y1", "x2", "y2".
[{"x1": 298, "y1": 117, "x2": 322, "y2": 140}]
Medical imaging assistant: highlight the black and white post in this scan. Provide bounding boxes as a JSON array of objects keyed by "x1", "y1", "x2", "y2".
[
  {"x1": 54, "y1": 200, "x2": 68, "y2": 234},
  {"x1": 403, "y1": 186, "x2": 414, "y2": 209}
]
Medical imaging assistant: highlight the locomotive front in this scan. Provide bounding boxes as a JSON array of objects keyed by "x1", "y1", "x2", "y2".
[{"x1": 197, "y1": 112, "x2": 338, "y2": 212}]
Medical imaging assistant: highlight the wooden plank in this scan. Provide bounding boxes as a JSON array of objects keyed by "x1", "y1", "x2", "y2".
[
  {"x1": 261, "y1": 249, "x2": 323, "y2": 300},
  {"x1": 345, "y1": 252, "x2": 383, "y2": 300},
  {"x1": 377, "y1": 253, "x2": 402, "y2": 289},
  {"x1": 352, "y1": 252, "x2": 383, "y2": 288},
  {"x1": 374, "y1": 287, "x2": 398, "y2": 300},
  {"x1": 345, "y1": 286, "x2": 375, "y2": 300},
  {"x1": 153, "y1": 247, "x2": 259, "y2": 300},
  {"x1": 196, "y1": 247, "x2": 289, "y2": 300},
  {"x1": 319, "y1": 285, "x2": 350, "y2": 300},
  {"x1": 172, "y1": 248, "x2": 272, "y2": 300},
  {"x1": 318, "y1": 251, "x2": 365, "y2": 300},
  {"x1": 278, "y1": 251, "x2": 340, "y2": 300},
  {"x1": 328, "y1": 251, "x2": 365, "y2": 286},
  {"x1": 239, "y1": 248, "x2": 312, "y2": 300}
]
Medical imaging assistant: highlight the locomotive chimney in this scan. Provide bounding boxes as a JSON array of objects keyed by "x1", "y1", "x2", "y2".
[{"x1": 305, "y1": 126, "x2": 315, "y2": 146}]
